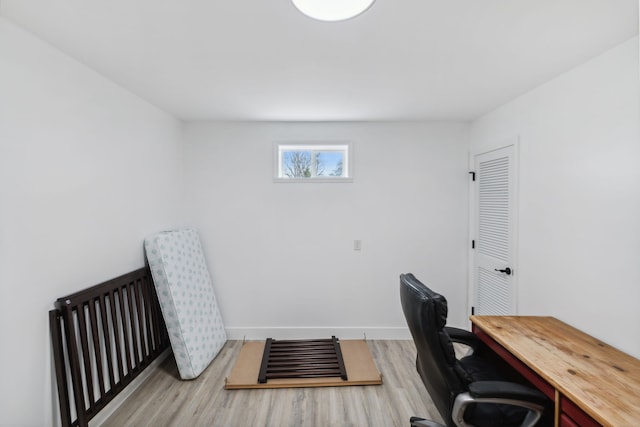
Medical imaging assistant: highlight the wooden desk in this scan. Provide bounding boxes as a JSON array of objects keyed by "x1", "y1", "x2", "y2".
[{"x1": 470, "y1": 316, "x2": 640, "y2": 427}]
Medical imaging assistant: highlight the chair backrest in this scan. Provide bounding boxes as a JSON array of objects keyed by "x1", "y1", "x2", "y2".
[{"x1": 400, "y1": 273, "x2": 464, "y2": 426}]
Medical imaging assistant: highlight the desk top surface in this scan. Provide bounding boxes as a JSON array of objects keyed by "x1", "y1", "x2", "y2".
[{"x1": 470, "y1": 315, "x2": 640, "y2": 427}]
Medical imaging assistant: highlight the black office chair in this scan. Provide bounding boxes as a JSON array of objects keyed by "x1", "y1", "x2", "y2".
[{"x1": 399, "y1": 273, "x2": 548, "y2": 427}]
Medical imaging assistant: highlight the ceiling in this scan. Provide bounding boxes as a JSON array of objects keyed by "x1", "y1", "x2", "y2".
[{"x1": 1, "y1": 0, "x2": 638, "y2": 121}]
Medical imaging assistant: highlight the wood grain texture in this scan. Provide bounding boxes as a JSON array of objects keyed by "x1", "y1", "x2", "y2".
[
  {"x1": 101, "y1": 340, "x2": 442, "y2": 427},
  {"x1": 471, "y1": 316, "x2": 640, "y2": 427}
]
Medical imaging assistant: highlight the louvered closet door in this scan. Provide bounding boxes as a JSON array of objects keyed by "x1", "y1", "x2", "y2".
[{"x1": 473, "y1": 145, "x2": 517, "y2": 315}]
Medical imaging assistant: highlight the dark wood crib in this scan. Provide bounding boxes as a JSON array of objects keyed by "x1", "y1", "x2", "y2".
[{"x1": 49, "y1": 267, "x2": 170, "y2": 427}]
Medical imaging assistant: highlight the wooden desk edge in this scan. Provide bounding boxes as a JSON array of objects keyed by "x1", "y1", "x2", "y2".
[{"x1": 470, "y1": 315, "x2": 640, "y2": 427}]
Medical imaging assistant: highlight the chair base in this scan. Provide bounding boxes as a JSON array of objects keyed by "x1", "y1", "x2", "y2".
[{"x1": 410, "y1": 416, "x2": 446, "y2": 427}]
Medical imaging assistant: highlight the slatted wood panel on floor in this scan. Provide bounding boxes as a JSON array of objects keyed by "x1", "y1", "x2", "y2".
[
  {"x1": 102, "y1": 340, "x2": 444, "y2": 427},
  {"x1": 259, "y1": 338, "x2": 347, "y2": 383}
]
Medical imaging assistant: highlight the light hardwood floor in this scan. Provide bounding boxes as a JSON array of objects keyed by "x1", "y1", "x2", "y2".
[{"x1": 102, "y1": 340, "x2": 443, "y2": 427}]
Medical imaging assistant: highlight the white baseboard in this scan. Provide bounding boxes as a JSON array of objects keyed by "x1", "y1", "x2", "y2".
[
  {"x1": 92, "y1": 349, "x2": 171, "y2": 427},
  {"x1": 225, "y1": 326, "x2": 411, "y2": 340}
]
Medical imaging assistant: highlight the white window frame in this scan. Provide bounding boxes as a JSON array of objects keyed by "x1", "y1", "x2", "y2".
[{"x1": 273, "y1": 141, "x2": 353, "y2": 183}]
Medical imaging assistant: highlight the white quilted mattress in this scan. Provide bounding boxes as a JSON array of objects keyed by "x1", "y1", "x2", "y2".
[{"x1": 145, "y1": 228, "x2": 226, "y2": 379}]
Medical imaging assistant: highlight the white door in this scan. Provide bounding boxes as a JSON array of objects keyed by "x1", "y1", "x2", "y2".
[{"x1": 471, "y1": 144, "x2": 517, "y2": 315}]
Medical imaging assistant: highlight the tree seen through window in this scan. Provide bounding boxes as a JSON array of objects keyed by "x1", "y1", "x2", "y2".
[{"x1": 282, "y1": 150, "x2": 344, "y2": 178}]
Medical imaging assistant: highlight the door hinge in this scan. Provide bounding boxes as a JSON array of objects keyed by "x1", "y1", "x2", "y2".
[
  {"x1": 471, "y1": 306, "x2": 475, "y2": 315},
  {"x1": 469, "y1": 171, "x2": 476, "y2": 181},
  {"x1": 471, "y1": 240, "x2": 475, "y2": 249}
]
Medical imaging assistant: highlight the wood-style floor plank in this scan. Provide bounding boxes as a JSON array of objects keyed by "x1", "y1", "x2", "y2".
[{"x1": 102, "y1": 340, "x2": 443, "y2": 427}]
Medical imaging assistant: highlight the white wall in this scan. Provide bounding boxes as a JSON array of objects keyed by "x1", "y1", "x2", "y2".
[
  {"x1": 0, "y1": 18, "x2": 184, "y2": 427},
  {"x1": 470, "y1": 36, "x2": 640, "y2": 357},
  {"x1": 4, "y1": 10, "x2": 635, "y2": 427},
  {"x1": 183, "y1": 121, "x2": 470, "y2": 339}
]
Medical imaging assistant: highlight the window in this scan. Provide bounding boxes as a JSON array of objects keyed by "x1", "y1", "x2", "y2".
[{"x1": 274, "y1": 142, "x2": 352, "y2": 182}]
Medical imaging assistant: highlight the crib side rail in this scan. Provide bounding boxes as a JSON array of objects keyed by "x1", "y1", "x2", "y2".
[{"x1": 50, "y1": 267, "x2": 170, "y2": 427}]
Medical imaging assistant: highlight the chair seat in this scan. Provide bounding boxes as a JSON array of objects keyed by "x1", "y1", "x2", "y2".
[{"x1": 456, "y1": 355, "x2": 531, "y2": 427}]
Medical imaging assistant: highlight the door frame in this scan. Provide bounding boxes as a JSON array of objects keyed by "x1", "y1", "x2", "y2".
[{"x1": 467, "y1": 136, "x2": 521, "y2": 319}]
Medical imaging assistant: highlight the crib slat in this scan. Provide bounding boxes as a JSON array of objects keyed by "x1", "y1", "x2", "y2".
[
  {"x1": 75, "y1": 303, "x2": 95, "y2": 413},
  {"x1": 118, "y1": 284, "x2": 134, "y2": 378},
  {"x1": 134, "y1": 278, "x2": 148, "y2": 359},
  {"x1": 109, "y1": 288, "x2": 126, "y2": 384},
  {"x1": 149, "y1": 278, "x2": 166, "y2": 353},
  {"x1": 126, "y1": 281, "x2": 141, "y2": 371},
  {"x1": 141, "y1": 275, "x2": 155, "y2": 354},
  {"x1": 98, "y1": 294, "x2": 116, "y2": 391},
  {"x1": 87, "y1": 298, "x2": 106, "y2": 400}
]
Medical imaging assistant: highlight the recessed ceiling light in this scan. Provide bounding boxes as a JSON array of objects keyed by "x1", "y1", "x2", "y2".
[{"x1": 291, "y1": 0, "x2": 376, "y2": 22}]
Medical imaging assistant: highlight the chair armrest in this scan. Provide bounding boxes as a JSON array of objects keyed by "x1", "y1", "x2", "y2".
[
  {"x1": 444, "y1": 326, "x2": 479, "y2": 350},
  {"x1": 410, "y1": 417, "x2": 446, "y2": 427},
  {"x1": 468, "y1": 381, "x2": 548, "y2": 406},
  {"x1": 452, "y1": 381, "x2": 548, "y2": 427}
]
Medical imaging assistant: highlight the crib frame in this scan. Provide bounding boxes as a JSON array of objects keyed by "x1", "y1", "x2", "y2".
[{"x1": 50, "y1": 267, "x2": 170, "y2": 427}]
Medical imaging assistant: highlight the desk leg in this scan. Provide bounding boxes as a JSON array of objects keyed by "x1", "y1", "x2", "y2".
[{"x1": 554, "y1": 390, "x2": 560, "y2": 427}]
